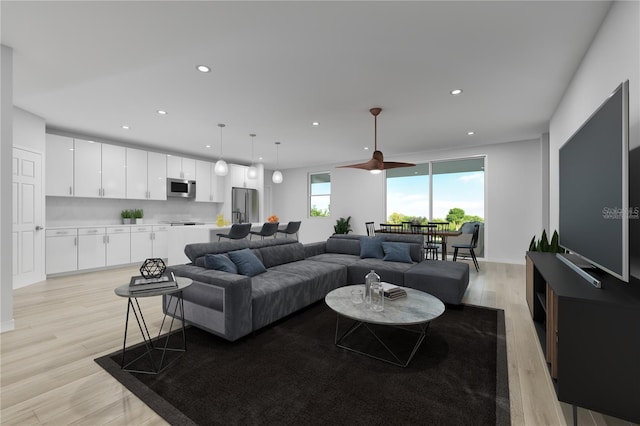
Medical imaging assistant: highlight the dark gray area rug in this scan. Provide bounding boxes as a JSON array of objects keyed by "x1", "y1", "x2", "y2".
[{"x1": 96, "y1": 301, "x2": 509, "y2": 426}]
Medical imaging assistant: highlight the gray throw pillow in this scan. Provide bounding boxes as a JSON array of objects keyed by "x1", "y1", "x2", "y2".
[
  {"x1": 204, "y1": 254, "x2": 238, "y2": 274},
  {"x1": 382, "y1": 242, "x2": 413, "y2": 263},
  {"x1": 228, "y1": 248, "x2": 267, "y2": 277},
  {"x1": 360, "y1": 236, "x2": 386, "y2": 259}
]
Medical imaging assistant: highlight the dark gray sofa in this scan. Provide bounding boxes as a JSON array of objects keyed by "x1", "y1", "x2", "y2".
[{"x1": 165, "y1": 234, "x2": 469, "y2": 342}]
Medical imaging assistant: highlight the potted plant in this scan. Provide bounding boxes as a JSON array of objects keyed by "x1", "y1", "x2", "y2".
[
  {"x1": 121, "y1": 209, "x2": 133, "y2": 224},
  {"x1": 528, "y1": 230, "x2": 564, "y2": 253},
  {"x1": 333, "y1": 216, "x2": 352, "y2": 234},
  {"x1": 133, "y1": 209, "x2": 144, "y2": 224}
]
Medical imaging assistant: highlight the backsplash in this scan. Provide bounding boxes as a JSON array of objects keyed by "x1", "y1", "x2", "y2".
[{"x1": 46, "y1": 197, "x2": 222, "y2": 227}]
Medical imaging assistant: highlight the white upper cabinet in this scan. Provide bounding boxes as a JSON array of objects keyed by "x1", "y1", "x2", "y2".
[
  {"x1": 167, "y1": 155, "x2": 196, "y2": 180},
  {"x1": 74, "y1": 139, "x2": 125, "y2": 198},
  {"x1": 147, "y1": 152, "x2": 167, "y2": 200},
  {"x1": 74, "y1": 139, "x2": 103, "y2": 198},
  {"x1": 195, "y1": 160, "x2": 225, "y2": 203},
  {"x1": 230, "y1": 164, "x2": 258, "y2": 190},
  {"x1": 101, "y1": 144, "x2": 126, "y2": 198},
  {"x1": 46, "y1": 134, "x2": 74, "y2": 196},
  {"x1": 126, "y1": 148, "x2": 148, "y2": 200}
]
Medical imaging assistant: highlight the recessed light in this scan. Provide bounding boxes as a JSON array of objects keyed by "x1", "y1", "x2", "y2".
[
  {"x1": 121, "y1": 125, "x2": 130, "y2": 130},
  {"x1": 157, "y1": 110, "x2": 168, "y2": 115},
  {"x1": 364, "y1": 147, "x2": 369, "y2": 150},
  {"x1": 196, "y1": 65, "x2": 211, "y2": 73},
  {"x1": 467, "y1": 131, "x2": 475, "y2": 136},
  {"x1": 450, "y1": 89, "x2": 463, "y2": 95},
  {"x1": 312, "y1": 121, "x2": 320, "y2": 126},
  {"x1": 205, "y1": 145, "x2": 211, "y2": 148},
  {"x1": 258, "y1": 156, "x2": 263, "y2": 161}
]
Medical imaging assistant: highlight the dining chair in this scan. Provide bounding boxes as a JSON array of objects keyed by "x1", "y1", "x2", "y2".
[
  {"x1": 412, "y1": 224, "x2": 439, "y2": 260},
  {"x1": 365, "y1": 222, "x2": 376, "y2": 236},
  {"x1": 380, "y1": 223, "x2": 403, "y2": 233},
  {"x1": 249, "y1": 222, "x2": 280, "y2": 240},
  {"x1": 217, "y1": 223, "x2": 252, "y2": 241},
  {"x1": 429, "y1": 221, "x2": 450, "y2": 259},
  {"x1": 452, "y1": 223, "x2": 480, "y2": 271},
  {"x1": 277, "y1": 221, "x2": 301, "y2": 240}
]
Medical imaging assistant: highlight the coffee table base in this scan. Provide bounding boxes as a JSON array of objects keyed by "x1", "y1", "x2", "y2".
[{"x1": 333, "y1": 314, "x2": 430, "y2": 368}]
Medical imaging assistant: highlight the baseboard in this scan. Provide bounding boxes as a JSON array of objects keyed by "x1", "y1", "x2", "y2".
[{"x1": 1, "y1": 319, "x2": 15, "y2": 333}]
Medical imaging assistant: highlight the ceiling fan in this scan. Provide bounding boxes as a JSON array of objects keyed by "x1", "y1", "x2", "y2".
[{"x1": 338, "y1": 107, "x2": 416, "y2": 174}]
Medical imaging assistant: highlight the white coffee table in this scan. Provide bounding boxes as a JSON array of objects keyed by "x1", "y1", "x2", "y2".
[{"x1": 325, "y1": 284, "x2": 445, "y2": 367}]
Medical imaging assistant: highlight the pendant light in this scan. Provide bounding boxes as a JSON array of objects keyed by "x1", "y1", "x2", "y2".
[
  {"x1": 214, "y1": 123, "x2": 229, "y2": 176},
  {"x1": 247, "y1": 133, "x2": 258, "y2": 179},
  {"x1": 272, "y1": 141, "x2": 283, "y2": 184}
]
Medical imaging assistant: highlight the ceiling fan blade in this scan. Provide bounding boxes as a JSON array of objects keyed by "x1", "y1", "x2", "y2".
[
  {"x1": 337, "y1": 157, "x2": 381, "y2": 170},
  {"x1": 382, "y1": 161, "x2": 417, "y2": 169}
]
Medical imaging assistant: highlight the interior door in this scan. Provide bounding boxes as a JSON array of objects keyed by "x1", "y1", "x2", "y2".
[{"x1": 12, "y1": 147, "x2": 44, "y2": 288}]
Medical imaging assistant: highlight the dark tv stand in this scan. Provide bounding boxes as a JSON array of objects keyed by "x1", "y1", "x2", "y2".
[{"x1": 526, "y1": 252, "x2": 640, "y2": 423}]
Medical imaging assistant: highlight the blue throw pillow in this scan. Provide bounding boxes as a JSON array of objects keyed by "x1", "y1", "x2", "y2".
[
  {"x1": 204, "y1": 254, "x2": 238, "y2": 274},
  {"x1": 360, "y1": 236, "x2": 386, "y2": 259},
  {"x1": 382, "y1": 242, "x2": 413, "y2": 263},
  {"x1": 228, "y1": 248, "x2": 267, "y2": 277}
]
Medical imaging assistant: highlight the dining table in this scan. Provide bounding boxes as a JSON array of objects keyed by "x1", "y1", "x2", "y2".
[{"x1": 375, "y1": 227, "x2": 462, "y2": 261}]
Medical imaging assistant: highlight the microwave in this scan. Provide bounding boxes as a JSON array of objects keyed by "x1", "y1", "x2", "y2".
[{"x1": 167, "y1": 178, "x2": 196, "y2": 198}]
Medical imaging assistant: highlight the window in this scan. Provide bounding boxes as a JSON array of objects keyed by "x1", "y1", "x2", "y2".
[
  {"x1": 309, "y1": 172, "x2": 331, "y2": 217},
  {"x1": 386, "y1": 156, "x2": 484, "y2": 228}
]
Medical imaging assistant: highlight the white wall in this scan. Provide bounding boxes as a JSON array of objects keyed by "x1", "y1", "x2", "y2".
[
  {"x1": 272, "y1": 138, "x2": 544, "y2": 264},
  {"x1": 549, "y1": 0, "x2": 640, "y2": 231},
  {"x1": 14, "y1": 107, "x2": 45, "y2": 153},
  {"x1": 1, "y1": 45, "x2": 14, "y2": 332}
]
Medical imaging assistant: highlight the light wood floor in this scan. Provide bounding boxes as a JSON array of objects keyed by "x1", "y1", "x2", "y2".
[{"x1": 1, "y1": 261, "x2": 637, "y2": 425}]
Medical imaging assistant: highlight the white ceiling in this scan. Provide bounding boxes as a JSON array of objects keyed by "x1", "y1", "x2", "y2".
[{"x1": 2, "y1": 1, "x2": 612, "y2": 170}]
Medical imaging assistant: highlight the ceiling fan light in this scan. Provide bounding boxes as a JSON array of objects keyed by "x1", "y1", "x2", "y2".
[
  {"x1": 370, "y1": 169, "x2": 382, "y2": 175},
  {"x1": 272, "y1": 170, "x2": 283, "y2": 184},
  {"x1": 247, "y1": 165, "x2": 258, "y2": 179},
  {"x1": 215, "y1": 159, "x2": 228, "y2": 176}
]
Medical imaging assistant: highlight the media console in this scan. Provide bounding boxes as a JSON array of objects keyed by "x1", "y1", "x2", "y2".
[{"x1": 526, "y1": 252, "x2": 640, "y2": 423}]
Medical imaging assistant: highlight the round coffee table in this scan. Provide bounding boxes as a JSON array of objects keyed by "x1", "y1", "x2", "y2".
[{"x1": 325, "y1": 284, "x2": 445, "y2": 367}]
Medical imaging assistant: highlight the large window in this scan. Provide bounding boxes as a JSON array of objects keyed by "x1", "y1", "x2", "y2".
[
  {"x1": 386, "y1": 157, "x2": 484, "y2": 228},
  {"x1": 309, "y1": 172, "x2": 331, "y2": 217}
]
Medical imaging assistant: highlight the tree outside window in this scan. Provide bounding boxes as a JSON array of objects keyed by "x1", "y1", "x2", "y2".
[{"x1": 310, "y1": 172, "x2": 330, "y2": 217}]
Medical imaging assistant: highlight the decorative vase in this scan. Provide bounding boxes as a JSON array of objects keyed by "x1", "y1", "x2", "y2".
[{"x1": 364, "y1": 270, "x2": 380, "y2": 305}]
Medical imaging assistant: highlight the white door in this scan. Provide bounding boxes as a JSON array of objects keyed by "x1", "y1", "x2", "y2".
[{"x1": 12, "y1": 148, "x2": 44, "y2": 288}]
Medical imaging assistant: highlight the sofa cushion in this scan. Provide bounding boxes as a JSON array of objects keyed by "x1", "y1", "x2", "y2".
[
  {"x1": 258, "y1": 242, "x2": 305, "y2": 268},
  {"x1": 404, "y1": 260, "x2": 469, "y2": 305},
  {"x1": 382, "y1": 242, "x2": 413, "y2": 263},
  {"x1": 325, "y1": 236, "x2": 361, "y2": 255},
  {"x1": 306, "y1": 253, "x2": 361, "y2": 267},
  {"x1": 204, "y1": 254, "x2": 238, "y2": 274},
  {"x1": 347, "y1": 258, "x2": 415, "y2": 286},
  {"x1": 228, "y1": 248, "x2": 267, "y2": 277},
  {"x1": 185, "y1": 240, "x2": 251, "y2": 264},
  {"x1": 360, "y1": 236, "x2": 386, "y2": 259}
]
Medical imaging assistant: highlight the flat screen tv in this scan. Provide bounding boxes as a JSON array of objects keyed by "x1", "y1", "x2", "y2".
[{"x1": 559, "y1": 80, "x2": 629, "y2": 282}]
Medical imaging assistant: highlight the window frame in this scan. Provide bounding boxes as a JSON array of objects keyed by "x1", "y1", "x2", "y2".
[{"x1": 308, "y1": 171, "x2": 331, "y2": 218}]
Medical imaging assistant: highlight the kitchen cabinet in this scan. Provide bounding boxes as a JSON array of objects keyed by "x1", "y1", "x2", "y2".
[
  {"x1": 45, "y1": 134, "x2": 75, "y2": 196},
  {"x1": 45, "y1": 229, "x2": 77, "y2": 274},
  {"x1": 230, "y1": 164, "x2": 258, "y2": 190},
  {"x1": 152, "y1": 225, "x2": 169, "y2": 258},
  {"x1": 130, "y1": 225, "x2": 153, "y2": 263},
  {"x1": 105, "y1": 227, "x2": 130, "y2": 266},
  {"x1": 167, "y1": 155, "x2": 196, "y2": 180},
  {"x1": 77, "y1": 227, "x2": 106, "y2": 270},
  {"x1": 74, "y1": 140, "x2": 126, "y2": 198},
  {"x1": 126, "y1": 149, "x2": 167, "y2": 200},
  {"x1": 195, "y1": 160, "x2": 225, "y2": 203}
]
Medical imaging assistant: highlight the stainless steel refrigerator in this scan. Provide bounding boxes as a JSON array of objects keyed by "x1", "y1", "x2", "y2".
[{"x1": 231, "y1": 187, "x2": 259, "y2": 224}]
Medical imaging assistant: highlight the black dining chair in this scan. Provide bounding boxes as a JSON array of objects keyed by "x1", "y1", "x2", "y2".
[
  {"x1": 250, "y1": 222, "x2": 280, "y2": 240},
  {"x1": 380, "y1": 223, "x2": 403, "y2": 233},
  {"x1": 277, "y1": 221, "x2": 301, "y2": 240},
  {"x1": 365, "y1": 222, "x2": 376, "y2": 236},
  {"x1": 411, "y1": 224, "x2": 439, "y2": 260},
  {"x1": 217, "y1": 223, "x2": 252, "y2": 241},
  {"x1": 429, "y1": 221, "x2": 450, "y2": 259},
  {"x1": 452, "y1": 223, "x2": 480, "y2": 271}
]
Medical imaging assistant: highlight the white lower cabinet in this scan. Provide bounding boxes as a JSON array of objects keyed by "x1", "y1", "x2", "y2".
[
  {"x1": 78, "y1": 228, "x2": 106, "y2": 270},
  {"x1": 45, "y1": 229, "x2": 78, "y2": 274},
  {"x1": 106, "y1": 227, "x2": 131, "y2": 266},
  {"x1": 152, "y1": 225, "x2": 169, "y2": 258},
  {"x1": 130, "y1": 226, "x2": 153, "y2": 264}
]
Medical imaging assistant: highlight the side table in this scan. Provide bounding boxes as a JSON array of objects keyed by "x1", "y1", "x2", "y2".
[{"x1": 114, "y1": 276, "x2": 192, "y2": 374}]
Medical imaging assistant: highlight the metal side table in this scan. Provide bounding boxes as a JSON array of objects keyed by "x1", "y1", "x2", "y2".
[{"x1": 114, "y1": 277, "x2": 192, "y2": 374}]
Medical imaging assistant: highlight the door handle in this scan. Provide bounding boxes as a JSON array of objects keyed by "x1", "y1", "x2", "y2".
[{"x1": 35, "y1": 225, "x2": 44, "y2": 231}]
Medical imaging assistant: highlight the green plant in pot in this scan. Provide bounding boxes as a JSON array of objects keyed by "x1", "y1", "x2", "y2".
[
  {"x1": 528, "y1": 229, "x2": 565, "y2": 253},
  {"x1": 121, "y1": 209, "x2": 133, "y2": 224},
  {"x1": 133, "y1": 209, "x2": 144, "y2": 224},
  {"x1": 334, "y1": 216, "x2": 352, "y2": 234}
]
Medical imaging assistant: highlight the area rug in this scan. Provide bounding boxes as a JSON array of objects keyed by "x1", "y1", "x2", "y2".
[{"x1": 96, "y1": 301, "x2": 510, "y2": 426}]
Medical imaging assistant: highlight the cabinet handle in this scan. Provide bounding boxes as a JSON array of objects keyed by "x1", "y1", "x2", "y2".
[
  {"x1": 74, "y1": 237, "x2": 77, "y2": 246},
  {"x1": 69, "y1": 186, "x2": 73, "y2": 195},
  {"x1": 151, "y1": 232, "x2": 155, "y2": 241}
]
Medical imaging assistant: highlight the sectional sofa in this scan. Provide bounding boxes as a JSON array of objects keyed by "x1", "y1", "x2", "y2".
[{"x1": 165, "y1": 234, "x2": 469, "y2": 342}]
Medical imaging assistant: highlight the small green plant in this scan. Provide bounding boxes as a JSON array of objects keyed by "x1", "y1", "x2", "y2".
[
  {"x1": 333, "y1": 216, "x2": 352, "y2": 234},
  {"x1": 133, "y1": 209, "x2": 144, "y2": 219},
  {"x1": 121, "y1": 209, "x2": 133, "y2": 219},
  {"x1": 528, "y1": 229, "x2": 565, "y2": 253}
]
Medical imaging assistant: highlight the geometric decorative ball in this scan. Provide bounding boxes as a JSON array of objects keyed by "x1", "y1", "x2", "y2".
[{"x1": 140, "y1": 258, "x2": 166, "y2": 279}]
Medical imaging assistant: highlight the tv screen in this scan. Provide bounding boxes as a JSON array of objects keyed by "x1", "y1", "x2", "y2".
[{"x1": 559, "y1": 81, "x2": 629, "y2": 282}]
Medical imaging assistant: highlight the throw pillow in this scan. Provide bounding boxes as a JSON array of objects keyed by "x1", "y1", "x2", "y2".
[
  {"x1": 204, "y1": 254, "x2": 238, "y2": 274},
  {"x1": 360, "y1": 236, "x2": 386, "y2": 259},
  {"x1": 382, "y1": 242, "x2": 413, "y2": 264},
  {"x1": 228, "y1": 248, "x2": 267, "y2": 277}
]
